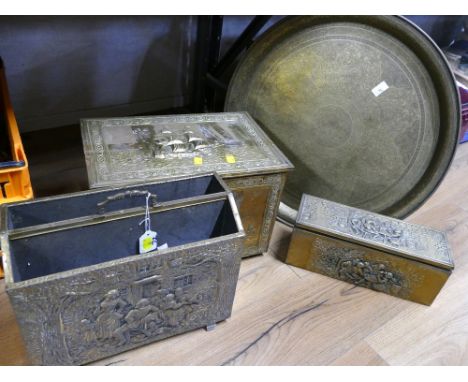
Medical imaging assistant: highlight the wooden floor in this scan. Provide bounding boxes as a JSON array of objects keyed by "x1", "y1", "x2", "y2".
[{"x1": 1, "y1": 126, "x2": 468, "y2": 365}]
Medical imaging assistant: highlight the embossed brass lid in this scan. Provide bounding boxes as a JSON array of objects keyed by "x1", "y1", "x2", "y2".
[
  {"x1": 295, "y1": 194, "x2": 454, "y2": 270},
  {"x1": 225, "y1": 16, "x2": 461, "y2": 225},
  {"x1": 81, "y1": 112, "x2": 293, "y2": 188}
]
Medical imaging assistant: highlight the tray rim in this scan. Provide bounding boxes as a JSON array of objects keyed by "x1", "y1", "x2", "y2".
[{"x1": 225, "y1": 15, "x2": 461, "y2": 225}]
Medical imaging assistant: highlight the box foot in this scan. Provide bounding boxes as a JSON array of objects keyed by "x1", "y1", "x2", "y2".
[{"x1": 205, "y1": 323, "x2": 216, "y2": 331}]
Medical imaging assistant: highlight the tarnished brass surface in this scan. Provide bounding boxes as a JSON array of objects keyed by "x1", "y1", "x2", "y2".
[
  {"x1": 285, "y1": 194, "x2": 454, "y2": 305},
  {"x1": 286, "y1": 229, "x2": 451, "y2": 305},
  {"x1": 81, "y1": 112, "x2": 293, "y2": 257},
  {"x1": 1, "y1": 174, "x2": 245, "y2": 365},
  {"x1": 6, "y1": 237, "x2": 244, "y2": 365},
  {"x1": 225, "y1": 173, "x2": 286, "y2": 256},
  {"x1": 225, "y1": 16, "x2": 460, "y2": 224},
  {"x1": 295, "y1": 194, "x2": 453, "y2": 269}
]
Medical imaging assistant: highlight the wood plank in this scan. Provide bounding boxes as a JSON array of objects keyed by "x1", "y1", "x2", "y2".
[
  {"x1": 329, "y1": 341, "x2": 388, "y2": 366},
  {"x1": 366, "y1": 269, "x2": 468, "y2": 365}
]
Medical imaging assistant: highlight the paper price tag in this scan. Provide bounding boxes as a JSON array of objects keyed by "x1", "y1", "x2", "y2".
[
  {"x1": 139, "y1": 230, "x2": 158, "y2": 254},
  {"x1": 225, "y1": 154, "x2": 236, "y2": 164},
  {"x1": 193, "y1": 156, "x2": 203, "y2": 165}
]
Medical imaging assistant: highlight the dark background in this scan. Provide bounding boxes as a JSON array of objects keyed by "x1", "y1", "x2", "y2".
[{"x1": 0, "y1": 15, "x2": 465, "y2": 133}]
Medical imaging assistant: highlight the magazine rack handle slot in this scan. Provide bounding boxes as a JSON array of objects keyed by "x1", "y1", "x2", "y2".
[{"x1": 97, "y1": 190, "x2": 158, "y2": 213}]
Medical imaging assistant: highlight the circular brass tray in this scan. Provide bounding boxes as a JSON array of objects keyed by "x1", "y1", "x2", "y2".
[{"x1": 225, "y1": 16, "x2": 460, "y2": 225}]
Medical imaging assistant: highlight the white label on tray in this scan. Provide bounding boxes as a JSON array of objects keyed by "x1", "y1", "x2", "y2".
[{"x1": 372, "y1": 81, "x2": 389, "y2": 97}]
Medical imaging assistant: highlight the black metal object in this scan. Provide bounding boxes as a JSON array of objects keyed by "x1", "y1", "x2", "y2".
[
  {"x1": 191, "y1": 16, "x2": 272, "y2": 112},
  {"x1": 212, "y1": 16, "x2": 272, "y2": 78},
  {"x1": 0, "y1": 56, "x2": 13, "y2": 164},
  {"x1": 192, "y1": 16, "x2": 224, "y2": 112},
  {"x1": 0, "y1": 160, "x2": 25, "y2": 169}
]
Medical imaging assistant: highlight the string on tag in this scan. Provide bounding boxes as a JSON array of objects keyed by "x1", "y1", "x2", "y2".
[
  {"x1": 139, "y1": 192, "x2": 152, "y2": 232},
  {"x1": 137, "y1": 192, "x2": 167, "y2": 254}
]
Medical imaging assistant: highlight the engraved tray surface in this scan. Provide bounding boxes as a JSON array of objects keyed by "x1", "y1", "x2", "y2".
[
  {"x1": 225, "y1": 16, "x2": 460, "y2": 224},
  {"x1": 296, "y1": 194, "x2": 454, "y2": 270},
  {"x1": 81, "y1": 112, "x2": 293, "y2": 188}
]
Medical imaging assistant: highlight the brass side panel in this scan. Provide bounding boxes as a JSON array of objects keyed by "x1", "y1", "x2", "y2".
[
  {"x1": 6, "y1": 237, "x2": 243, "y2": 365},
  {"x1": 286, "y1": 228, "x2": 451, "y2": 305},
  {"x1": 230, "y1": 185, "x2": 270, "y2": 251},
  {"x1": 225, "y1": 173, "x2": 286, "y2": 257}
]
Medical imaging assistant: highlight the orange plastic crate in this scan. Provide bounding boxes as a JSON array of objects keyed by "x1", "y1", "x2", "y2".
[
  {"x1": 0, "y1": 59, "x2": 33, "y2": 205},
  {"x1": 1, "y1": 58, "x2": 33, "y2": 278}
]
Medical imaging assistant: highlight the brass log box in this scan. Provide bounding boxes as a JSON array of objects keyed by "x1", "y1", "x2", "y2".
[
  {"x1": 80, "y1": 112, "x2": 294, "y2": 257},
  {"x1": 0, "y1": 173, "x2": 245, "y2": 365},
  {"x1": 285, "y1": 194, "x2": 454, "y2": 305}
]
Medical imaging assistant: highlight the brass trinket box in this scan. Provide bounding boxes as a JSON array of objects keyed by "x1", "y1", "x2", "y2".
[
  {"x1": 1, "y1": 173, "x2": 245, "y2": 365},
  {"x1": 80, "y1": 112, "x2": 293, "y2": 257},
  {"x1": 285, "y1": 194, "x2": 454, "y2": 305}
]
